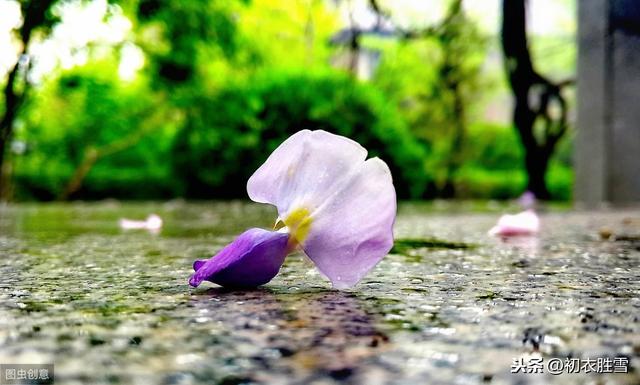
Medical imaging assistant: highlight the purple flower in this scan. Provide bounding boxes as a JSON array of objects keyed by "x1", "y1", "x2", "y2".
[
  {"x1": 189, "y1": 130, "x2": 396, "y2": 289},
  {"x1": 190, "y1": 228, "x2": 290, "y2": 288}
]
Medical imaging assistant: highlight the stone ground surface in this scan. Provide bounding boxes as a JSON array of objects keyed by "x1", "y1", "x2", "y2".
[{"x1": 0, "y1": 201, "x2": 639, "y2": 385}]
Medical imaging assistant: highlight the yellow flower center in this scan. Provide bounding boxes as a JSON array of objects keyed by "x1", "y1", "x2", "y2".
[{"x1": 276, "y1": 207, "x2": 313, "y2": 245}]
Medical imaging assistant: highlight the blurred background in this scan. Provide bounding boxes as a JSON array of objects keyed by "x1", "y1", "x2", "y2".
[{"x1": 0, "y1": 0, "x2": 577, "y2": 202}]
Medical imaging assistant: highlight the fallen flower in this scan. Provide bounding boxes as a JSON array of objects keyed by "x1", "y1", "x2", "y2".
[
  {"x1": 119, "y1": 214, "x2": 163, "y2": 231},
  {"x1": 488, "y1": 209, "x2": 539, "y2": 237},
  {"x1": 189, "y1": 228, "x2": 291, "y2": 288},
  {"x1": 190, "y1": 130, "x2": 397, "y2": 289}
]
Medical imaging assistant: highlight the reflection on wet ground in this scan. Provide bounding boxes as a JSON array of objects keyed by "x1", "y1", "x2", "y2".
[{"x1": 0, "y1": 202, "x2": 639, "y2": 384}]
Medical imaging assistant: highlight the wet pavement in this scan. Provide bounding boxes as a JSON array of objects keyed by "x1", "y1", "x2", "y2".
[{"x1": 0, "y1": 201, "x2": 639, "y2": 385}]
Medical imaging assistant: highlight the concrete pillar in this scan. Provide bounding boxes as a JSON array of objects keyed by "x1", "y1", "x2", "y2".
[{"x1": 575, "y1": 0, "x2": 640, "y2": 207}]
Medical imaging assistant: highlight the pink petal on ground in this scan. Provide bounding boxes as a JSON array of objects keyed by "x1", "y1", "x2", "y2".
[
  {"x1": 489, "y1": 209, "x2": 540, "y2": 237},
  {"x1": 119, "y1": 214, "x2": 163, "y2": 231}
]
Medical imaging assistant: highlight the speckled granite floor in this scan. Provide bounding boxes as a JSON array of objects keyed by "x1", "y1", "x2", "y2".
[{"x1": 0, "y1": 202, "x2": 638, "y2": 385}]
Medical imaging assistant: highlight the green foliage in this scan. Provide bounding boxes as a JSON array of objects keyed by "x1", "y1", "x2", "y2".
[
  {"x1": 234, "y1": 0, "x2": 339, "y2": 70},
  {"x1": 14, "y1": 59, "x2": 174, "y2": 200},
  {"x1": 370, "y1": 1, "x2": 487, "y2": 194},
  {"x1": 547, "y1": 161, "x2": 573, "y2": 201},
  {"x1": 6, "y1": 0, "x2": 576, "y2": 202},
  {"x1": 171, "y1": 70, "x2": 431, "y2": 199},
  {"x1": 546, "y1": 133, "x2": 573, "y2": 201},
  {"x1": 464, "y1": 123, "x2": 524, "y2": 170},
  {"x1": 450, "y1": 122, "x2": 572, "y2": 200},
  {"x1": 132, "y1": 0, "x2": 243, "y2": 86}
]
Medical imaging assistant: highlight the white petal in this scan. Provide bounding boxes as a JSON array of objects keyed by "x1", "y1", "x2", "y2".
[
  {"x1": 247, "y1": 130, "x2": 367, "y2": 216},
  {"x1": 301, "y1": 157, "x2": 396, "y2": 288}
]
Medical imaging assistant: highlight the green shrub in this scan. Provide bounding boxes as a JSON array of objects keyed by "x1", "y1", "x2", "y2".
[
  {"x1": 547, "y1": 161, "x2": 573, "y2": 201},
  {"x1": 453, "y1": 167, "x2": 526, "y2": 199},
  {"x1": 453, "y1": 123, "x2": 572, "y2": 200},
  {"x1": 13, "y1": 61, "x2": 174, "y2": 200},
  {"x1": 171, "y1": 70, "x2": 431, "y2": 199},
  {"x1": 463, "y1": 122, "x2": 524, "y2": 170}
]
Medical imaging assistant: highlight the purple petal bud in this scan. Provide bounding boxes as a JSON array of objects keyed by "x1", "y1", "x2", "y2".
[{"x1": 189, "y1": 228, "x2": 290, "y2": 288}]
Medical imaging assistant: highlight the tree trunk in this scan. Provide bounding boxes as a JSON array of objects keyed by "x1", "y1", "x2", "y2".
[
  {"x1": 524, "y1": 148, "x2": 551, "y2": 200},
  {"x1": 512, "y1": 87, "x2": 552, "y2": 199},
  {"x1": 0, "y1": 0, "x2": 57, "y2": 200},
  {"x1": 442, "y1": 80, "x2": 465, "y2": 198},
  {"x1": 0, "y1": 136, "x2": 8, "y2": 199},
  {"x1": 58, "y1": 148, "x2": 99, "y2": 201},
  {"x1": 501, "y1": 0, "x2": 565, "y2": 200},
  {"x1": 438, "y1": 0, "x2": 467, "y2": 198},
  {"x1": 0, "y1": 62, "x2": 22, "y2": 200}
]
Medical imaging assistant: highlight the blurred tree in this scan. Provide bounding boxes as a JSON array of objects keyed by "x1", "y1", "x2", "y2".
[
  {"x1": 501, "y1": 0, "x2": 573, "y2": 199},
  {"x1": 8, "y1": 0, "x2": 575, "y2": 201},
  {"x1": 367, "y1": 0, "x2": 485, "y2": 197},
  {"x1": 131, "y1": 0, "x2": 242, "y2": 87},
  {"x1": 235, "y1": 0, "x2": 338, "y2": 70},
  {"x1": 0, "y1": 0, "x2": 58, "y2": 199},
  {"x1": 45, "y1": 0, "x2": 245, "y2": 199},
  {"x1": 15, "y1": 60, "x2": 171, "y2": 200},
  {"x1": 12, "y1": 0, "x2": 345, "y2": 200},
  {"x1": 170, "y1": 71, "x2": 430, "y2": 199},
  {"x1": 428, "y1": 0, "x2": 484, "y2": 197},
  {"x1": 55, "y1": 72, "x2": 167, "y2": 200}
]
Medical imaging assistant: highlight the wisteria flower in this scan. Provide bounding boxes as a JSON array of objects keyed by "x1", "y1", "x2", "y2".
[
  {"x1": 189, "y1": 130, "x2": 396, "y2": 289},
  {"x1": 488, "y1": 209, "x2": 540, "y2": 237}
]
